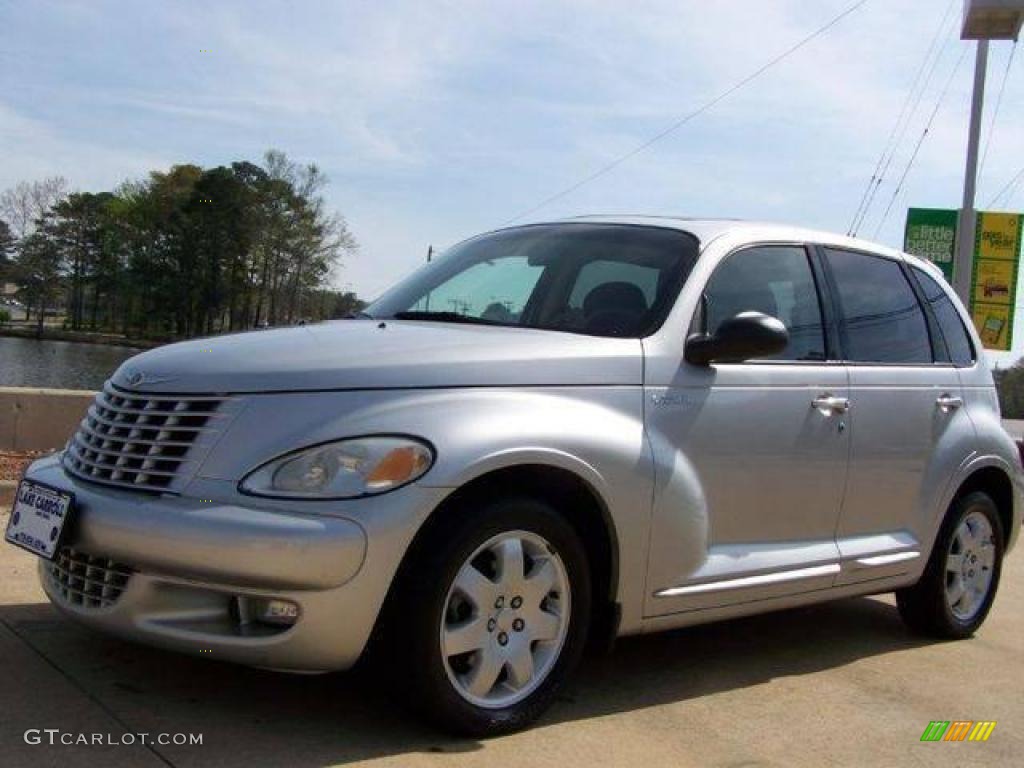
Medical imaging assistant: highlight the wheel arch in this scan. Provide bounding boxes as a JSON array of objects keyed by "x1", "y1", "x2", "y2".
[
  {"x1": 952, "y1": 464, "x2": 1014, "y2": 545},
  {"x1": 392, "y1": 462, "x2": 622, "y2": 653}
]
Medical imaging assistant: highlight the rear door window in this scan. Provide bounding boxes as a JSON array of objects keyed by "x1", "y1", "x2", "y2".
[{"x1": 823, "y1": 248, "x2": 931, "y2": 364}]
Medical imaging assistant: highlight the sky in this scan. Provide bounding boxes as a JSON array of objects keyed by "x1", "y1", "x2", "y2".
[{"x1": 2, "y1": 0, "x2": 1023, "y2": 359}]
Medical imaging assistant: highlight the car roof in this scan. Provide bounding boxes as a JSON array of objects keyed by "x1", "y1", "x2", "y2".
[{"x1": 544, "y1": 214, "x2": 945, "y2": 280}]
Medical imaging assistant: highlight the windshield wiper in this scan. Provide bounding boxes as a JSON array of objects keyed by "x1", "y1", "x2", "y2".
[{"x1": 391, "y1": 311, "x2": 507, "y2": 326}]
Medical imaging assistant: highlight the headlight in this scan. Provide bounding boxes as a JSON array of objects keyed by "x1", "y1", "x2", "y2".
[{"x1": 239, "y1": 436, "x2": 434, "y2": 499}]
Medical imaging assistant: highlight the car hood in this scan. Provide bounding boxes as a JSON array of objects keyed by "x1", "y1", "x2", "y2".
[{"x1": 109, "y1": 320, "x2": 643, "y2": 394}]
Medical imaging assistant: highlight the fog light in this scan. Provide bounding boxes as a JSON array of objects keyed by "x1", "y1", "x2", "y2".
[{"x1": 253, "y1": 598, "x2": 300, "y2": 626}]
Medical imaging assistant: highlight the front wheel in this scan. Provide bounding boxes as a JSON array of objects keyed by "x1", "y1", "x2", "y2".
[
  {"x1": 896, "y1": 491, "x2": 1004, "y2": 639},
  {"x1": 387, "y1": 497, "x2": 591, "y2": 736}
]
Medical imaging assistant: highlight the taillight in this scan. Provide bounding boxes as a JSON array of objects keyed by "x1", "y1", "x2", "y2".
[{"x1": 1016, "y1": 439, "x2": 1024, "y2": 469}]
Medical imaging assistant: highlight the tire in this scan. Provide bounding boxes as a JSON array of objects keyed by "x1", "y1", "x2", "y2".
[
  {"x1": 382, "y1": 496, "x2": 591, "y2": 737},
  {"x1": 896, "y1": 491, "x2": 1004, "y2": 639}
]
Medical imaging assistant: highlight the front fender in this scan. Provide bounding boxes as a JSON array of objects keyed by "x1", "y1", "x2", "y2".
[{"x1": 198, "y1": 387, "x2": 654, "y2": 633}]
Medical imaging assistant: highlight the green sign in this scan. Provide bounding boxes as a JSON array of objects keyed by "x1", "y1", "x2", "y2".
[
  {"x1": 904, "y1": 207, "x2": 958, "y2": 281},
  {"x1": 905, "y1": 207, "x2": 1023, "y2": 351}
]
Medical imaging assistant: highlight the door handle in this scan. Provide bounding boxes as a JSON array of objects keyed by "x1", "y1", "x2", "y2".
[
  {"x1": 936, "y1": 394, "x2": 964, "y2": 411},
  {"x1": 812, "y1": 394, "x2": 850, "y2": 414}
]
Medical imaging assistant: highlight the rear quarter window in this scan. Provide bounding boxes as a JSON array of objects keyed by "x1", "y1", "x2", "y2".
[{"x1": 912, "y1": 267, "x2": 976, "y2": 367}]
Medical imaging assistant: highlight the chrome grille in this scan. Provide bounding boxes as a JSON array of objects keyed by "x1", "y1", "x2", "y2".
[
  {"x1": 63, "y1": 382, "x2": 233, "y2": 493},
  {"x1": 47, "y1": 548, "x2": 133, "y2": 610}
]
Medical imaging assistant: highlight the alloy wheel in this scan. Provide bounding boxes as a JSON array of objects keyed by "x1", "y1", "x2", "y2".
[
  {"x1": 440, "y1": 530, "x2": 571, "y2": 708},
  {"x1": 945, "y1": 510, "x2": 996, "y2": 622}
]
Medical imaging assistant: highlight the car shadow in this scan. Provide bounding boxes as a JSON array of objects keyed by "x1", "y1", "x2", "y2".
[{"x1": 0, "y1": 595, "x2": 933, "y2": 765}]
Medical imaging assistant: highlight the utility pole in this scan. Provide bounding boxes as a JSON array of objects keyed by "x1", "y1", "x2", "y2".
[
  {"x1": 952, "y1": 40, "x2": 989, "y2": 306},
  {"x1": 954, "y1": 2, "x2": 1024, "y2": 305},
  {"x1": 424, "y1": 246, "x2": 434, "y2": 311}
]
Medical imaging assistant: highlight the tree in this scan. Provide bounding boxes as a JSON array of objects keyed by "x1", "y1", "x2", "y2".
[
  {"x1": 182, "y1": 166, "x2": 255, "y2": 333},
  {"x1": 117, "y1": 165, "x2": 203, "y2": 336},
  {"x1": 13, "y1": 228, "x2": 64, "y2": 337},
  {"x1": 0, "y1": 219, "x2": 14, "y2": 282},
  {"x1": 256, "y1": 150, "x2": 357, "y2": 325},
  {"x1": 329, "y1": 290, "x2": 367, "y2": 318},
  {"x1": 90, "y1": 194, "x2": 128, "y2": 330},
  {"x1": 46, "y1": 193, "x2": 111, "y2": 330},
  {"x1": 1, "y1": 152, "x2": 360, "y2": 341},
  {"x1": 994, "y1": 364, "x2": 1024, "y2": 419},
  {"x1": 0, "y1": 177, "x2": 68, "y2": 238}
]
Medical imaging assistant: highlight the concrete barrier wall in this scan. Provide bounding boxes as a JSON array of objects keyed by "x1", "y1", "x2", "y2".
[{"x1": 0, "y1": 387, "x2": 95, "y2": 451}]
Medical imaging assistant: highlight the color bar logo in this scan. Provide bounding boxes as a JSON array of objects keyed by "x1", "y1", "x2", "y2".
[{"x1": 920, "y1": 721, "x2": 996, "y2": 742}]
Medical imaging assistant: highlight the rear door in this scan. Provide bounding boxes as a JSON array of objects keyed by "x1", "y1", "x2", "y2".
[{"x1": 820, "y1": 248, "x2": 973, "y2": 585}]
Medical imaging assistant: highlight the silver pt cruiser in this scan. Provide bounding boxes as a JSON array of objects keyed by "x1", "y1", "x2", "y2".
[{"x1": 8, "y1": 217, "x2": 1021, "y2": 735}]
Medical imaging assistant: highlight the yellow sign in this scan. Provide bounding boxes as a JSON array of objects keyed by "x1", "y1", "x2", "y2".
[
  {"x1": 972, "y1": 259, "x2": 1014, "y2": 306},
  {"x1": 977, "y1": 213, "x2": 1020, "y2": 261},
  {"x1": 969, "y1": 212, "x2": 1023, "y2": 351},
  {"x1": 971, "y1": 303, "x2": 1011, "y2": 348}
]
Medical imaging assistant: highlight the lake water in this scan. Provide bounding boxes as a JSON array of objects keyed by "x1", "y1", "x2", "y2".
[{"x1": 0, "y1": 337, "x2": 145, "y2": 390}]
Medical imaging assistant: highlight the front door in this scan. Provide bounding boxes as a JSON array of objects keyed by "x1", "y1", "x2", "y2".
[{"x1": 644, "y1": 244, "x2": 849, "y2": 617}]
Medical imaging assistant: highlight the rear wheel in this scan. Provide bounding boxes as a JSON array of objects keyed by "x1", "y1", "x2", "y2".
[
  {"x1": 896, "y1": 491, "x2": 1004, "y2": 639},
  {"x1": 385, "y1": 496, "x2": 591, "y2": 736}
]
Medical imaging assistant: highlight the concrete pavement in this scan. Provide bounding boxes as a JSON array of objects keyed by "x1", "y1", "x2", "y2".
[{"x1": 0, "y1": 512, "x2": 1021, "y2": 768}]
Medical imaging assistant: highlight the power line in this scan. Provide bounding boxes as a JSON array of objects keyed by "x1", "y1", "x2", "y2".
[
  {"x1": 847, "y1": 0, "x2": 950, "y2": 234},
  {"x1": 1004, "y1": 175, "x2": 1024, "y2": 209},
  {"x1": 849, "y1": 24, "x2": 955, "y2": 236},
  {"x1": 872, "y1": 47, "x2": 968, "y2": 238},
  {"x1": 988, "y1": 164, "x2": 1024, "y2": 209},
  {"x1": 978, "y1": 41, "x2": 1017, "y2": 196},
  {"x1": 500, "y1": 0, "x2": 871, "y2": 227},
  {"x1": 847, "y1": 0, "x2": 957, "y2": 236}
]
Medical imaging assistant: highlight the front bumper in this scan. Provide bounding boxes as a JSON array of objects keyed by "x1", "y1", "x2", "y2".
[{"x1": 23, "y1": 454, "x2": 449, "y2": 671}]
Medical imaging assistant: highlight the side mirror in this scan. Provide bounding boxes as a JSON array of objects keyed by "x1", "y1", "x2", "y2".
[{"x1": 684, "y1": 311, "x2": 789, "y2": 365}]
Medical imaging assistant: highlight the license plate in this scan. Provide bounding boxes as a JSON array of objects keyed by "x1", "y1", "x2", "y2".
[{"x1": 5, "y1": 480, "x2": 73, "y2": 560}]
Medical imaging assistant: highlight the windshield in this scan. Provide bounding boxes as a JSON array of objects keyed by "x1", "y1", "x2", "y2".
[{"x1": 366, "y1": 223, "x2": 700, "y2": 337}]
